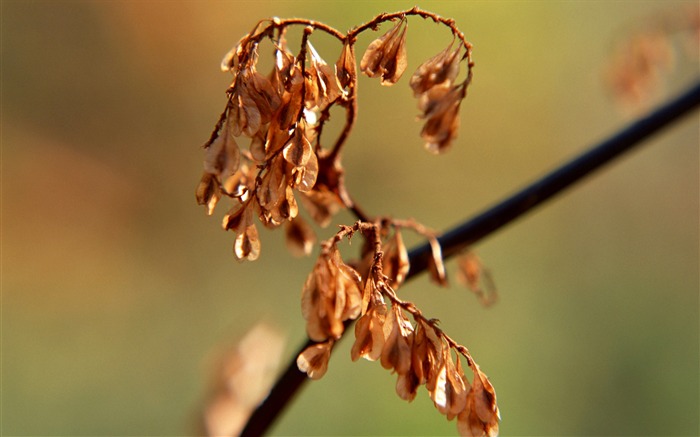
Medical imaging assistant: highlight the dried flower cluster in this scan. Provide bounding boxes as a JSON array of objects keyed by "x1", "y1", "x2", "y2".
[
  {"x1": 297, "y1": 222, "x2": 499, "y2": 436},
  {"x1": 196, "y1": 8, "x2": 497, "y2": 436},
  {"x1": 196, "y1": 8, "x2": 474, "y2": 260},
  {"x1": 604, "y1": 5, "x2": 700, "y2": 113}
]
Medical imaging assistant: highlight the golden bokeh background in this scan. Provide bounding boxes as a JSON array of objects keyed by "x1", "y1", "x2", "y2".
[{"x1": 3, "y1": 1, "x2": 698, "y2": 435}]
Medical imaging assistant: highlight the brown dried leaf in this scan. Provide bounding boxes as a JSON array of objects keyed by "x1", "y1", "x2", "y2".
[{"x1": 360, "y1": 18, "x2": 408, "y2": 86}]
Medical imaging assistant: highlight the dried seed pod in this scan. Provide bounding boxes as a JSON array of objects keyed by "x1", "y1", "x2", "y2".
[
  {"x1": 383, "y1": 228, "x2": 410, "y2": 287},
  {"x1": 203, "y1": 112, "x2": 241, "y2": 185},
  {"x1": 229, "y1": 81, "x2": 263, "y2": 137},
  {"x1": 417, "y1": 82, "x2": 465, "y2": 154},
  {"x1": 234, "y1": 222, "x2": 261, "y2": 261},
  {"x1": 306, "y1": 42, "x2": 342, "y2": 108},
  {"x1": 284, "y1": 216, "x2": 316, "y2": 257},
  {"x1": 297, "y1": 340, "x2": 333, "y2": 380},
  {"x1": 196, "y1": 172, "x2": 222, "y2": 216},
  {"x1": 457, "y1": 252, "x2": 498, "y2": 306},
  {"x1": 301, "y1": 247, "x2": 363, "y2": 341},
  {"x1": 427, "y1": 236, "x2": 448, "y2": 286},
  {"x1": 282, "y1": 125, "x2": 313, "y2": 168},
  {"x1": 360, "y1": 18, "x2": 408, "y2": 85},
  {"x1": 336, "y1": 41, "x2": 356, "y2": 90},
  {"x1": 351, "y1": 302, "x2": 387, "y2": 361},
  {"x1": 410, "y1": 42, "x2": 461, "y2": 96},
  {"x1": 380, "y1": 305, "x2": 413, "y2": 375},
  {"x1": 395, "y1": 364, "x2": 421, "y2": 402}
]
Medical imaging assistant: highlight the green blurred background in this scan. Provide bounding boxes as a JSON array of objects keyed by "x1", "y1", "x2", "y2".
[{"x1": 3, "y1": 1, "x2": 698, "y2": 435}]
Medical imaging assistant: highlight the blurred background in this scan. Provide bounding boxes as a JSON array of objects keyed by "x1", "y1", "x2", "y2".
[{"x1": 3, "y1": 1, "x2": 698, "y2": 435}]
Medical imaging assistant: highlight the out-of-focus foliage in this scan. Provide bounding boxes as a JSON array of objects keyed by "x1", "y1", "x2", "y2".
[{"x1": 2, "y1": 1, "x2": 698, "y2": 435}]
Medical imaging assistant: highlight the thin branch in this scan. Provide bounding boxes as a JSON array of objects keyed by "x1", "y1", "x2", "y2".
[{"x1": 240, "y1": 80, "x2": 700, "y2": 437}]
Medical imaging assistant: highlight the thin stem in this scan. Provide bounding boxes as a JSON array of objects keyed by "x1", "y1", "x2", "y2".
[{"x1": 240, "y1": 81, "x2": 700, "y2": 437}]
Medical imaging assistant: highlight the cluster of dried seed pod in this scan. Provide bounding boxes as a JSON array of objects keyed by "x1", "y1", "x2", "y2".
[
  {"x1": 297, "y1": 221, "x2": 500, "y2": 437},
  {"x1": 196, "y1": 9, "x2": 474, "y2": 261},
  {"x1": 196, "y1": 8, "x2": 497, "y2": 436}
]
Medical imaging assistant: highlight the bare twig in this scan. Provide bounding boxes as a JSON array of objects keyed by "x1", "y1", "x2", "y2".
[{"x1": 240, "y1": 80, "x2": 700, "y2": 436}]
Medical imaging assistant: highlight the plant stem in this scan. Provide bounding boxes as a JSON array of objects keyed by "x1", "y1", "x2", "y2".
[{"x1": 239, "y1": 79, "x2": 700, "y2": 437}]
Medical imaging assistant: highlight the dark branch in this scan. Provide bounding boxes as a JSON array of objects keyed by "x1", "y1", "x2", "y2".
[{"x1": 240, "y1": 80, "x2": 700, "y2": 437}]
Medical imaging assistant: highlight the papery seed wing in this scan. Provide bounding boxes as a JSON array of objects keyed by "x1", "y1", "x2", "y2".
[
  {"x1": 472, "y1": 365, "x2": 499, "y2": 424},
  {"x1": 234, "y1": 222, "x2": 260, "y2": 261},
  {"x1": 428, "y1": 237, "x2": 448, "y2": 286},
  {"x1": 196, "y1": 172, "x2": 222, "y2": 215},
  {"x1": 285, "y1": 216, "x2": 316, "y2": 257},
  {"x1": 350, "y1": 313, "x2": 372, "y2": 361},
  {"x1": 384, "y1": 229, "x2": 410, "y2": 287},
  {"x1": 410, "y1": 43, "x2": 460, "y2": 96},
  {"x1": 296, "y1": 342, "x2": 331, "y2": 380},
  {"x1": 282, "y1": 127, "x2": 313, "y2": 167},
  {"x1": 336, "y1": 42, "x2": 356, "y2": 90},
  {"x1": 396, "y1": 369, "x2": 420, "y2": 402},
  {"x1": 380, "y1": 22, "x2": 408, "y2": 85}
]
